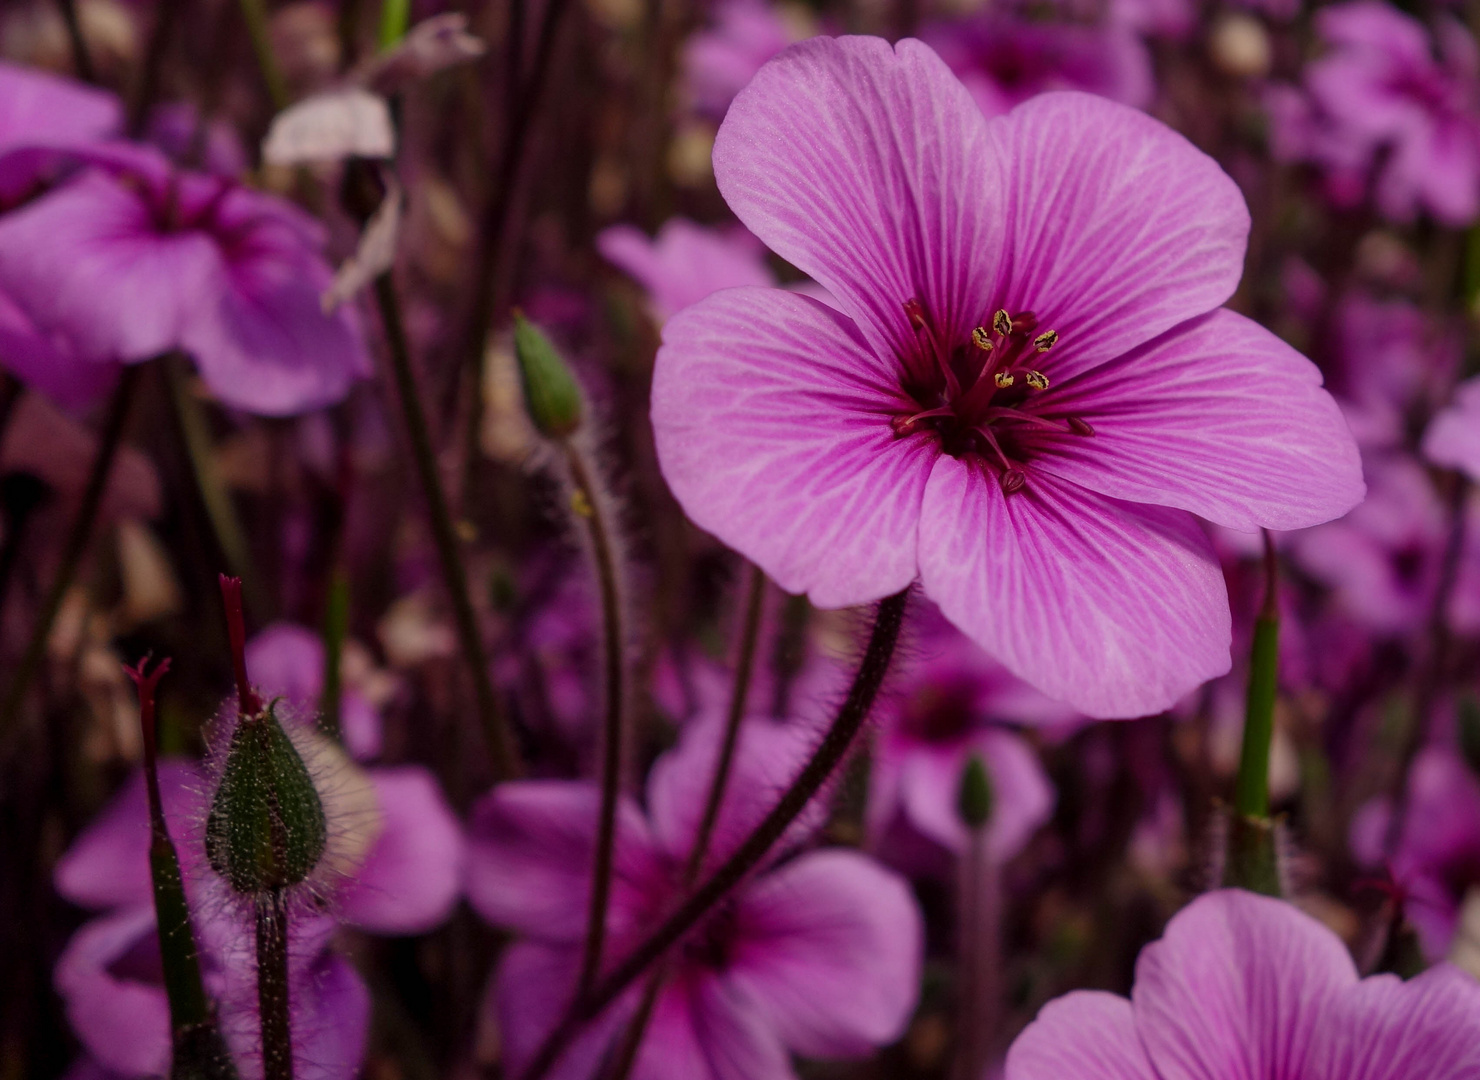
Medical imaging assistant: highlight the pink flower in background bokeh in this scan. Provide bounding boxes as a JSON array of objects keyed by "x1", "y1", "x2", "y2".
[{"x1": 653, "y1": 38, "x2": 1363, "y2": 717}]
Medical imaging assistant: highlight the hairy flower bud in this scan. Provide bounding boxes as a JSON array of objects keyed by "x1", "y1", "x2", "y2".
[
  {"x1": 205, "y1": 702, "x2": 328, "y2": 895},
  {"x1": 957, "y1": 754, "x2": 993, "y2": 830},
  {"x1": 513, "y1": 312, "x2": 584, "y2": 440}
]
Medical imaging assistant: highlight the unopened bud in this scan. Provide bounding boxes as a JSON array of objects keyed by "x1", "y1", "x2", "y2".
[
  {"x1": 206, "y1": 702, "x2": 328, "y2": 895},
  {"x1": 957, "y1": 754, "x2": 993, "y2": 829},
  {"x1": 513, "y1": 312, "x2": 585, "y2": 440}
]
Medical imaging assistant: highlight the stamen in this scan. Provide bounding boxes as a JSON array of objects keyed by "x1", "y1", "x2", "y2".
[
  {"x1": 1068, "y1": 416, "x2": 1095, "y2": 436},
  {"x1": 974, "y1": 424, "x2": 1016, "y2": 475},
  {"x1": 1012, "y1": 312, "x2": 1039, "y2": 334},
  {"x1": 1000, "y1": 469, "x2": 1027, "y2": 495},
  {"x1": 994, "y1": 371, "x2": 1015, "y2": 388},
  {"x1": 971, "y1": 327, "x2": 994, "y2": 351},
  {"x1": 1034, "y1": 330, "x2": 1058, "y2": 352},
  {"x1": 981, "y1": 407, "x2": 1073, "y2": 434},
  {"x1": 1024, "y1": 370, "x2": 1050, "y2": 390},
  {"x1": 992, "y1": 310, "x2": 1012, "y2": 337},
  {"x1": 904, "y1": 298, "x2": 928, "y2": 329},
  {"x1": 891, "y1": 405, "x2": 956, "y2": 435}
]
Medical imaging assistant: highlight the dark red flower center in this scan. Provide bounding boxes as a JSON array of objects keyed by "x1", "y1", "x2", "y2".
[{"x1": 892, "y1": 298, "x2": 1094, "y2": 494}]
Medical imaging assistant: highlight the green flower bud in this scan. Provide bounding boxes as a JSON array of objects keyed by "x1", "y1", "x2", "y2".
[
  {"x1": 957, "y1": 754, "x2": 993, "y2": 830},
  {"x1": 513, "y1": 311, "x2": 584, "y2": 440},
  {"x1": 206, "y1": 702, "x2": 328, "y2": 895}
]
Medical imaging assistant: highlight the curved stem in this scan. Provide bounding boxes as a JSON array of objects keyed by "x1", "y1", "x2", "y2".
[
  {"x1": 604, "y1": 563, "x2": 768, "y2": 1080},
  {"x1": 569, "y1": 442, "x2": 627, "y2": 993},
  {"x1": 375, "y1": 273, "x2": 521, "y2": 779},
  {"x1": 522, "y1": 587, "x2": 910, "y2": 1080},
  {"x1": 0, "y1": 366, "x2": 140, "y2": 745}
]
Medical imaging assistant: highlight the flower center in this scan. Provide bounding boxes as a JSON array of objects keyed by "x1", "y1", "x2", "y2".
[{"x1": 891, "y1": 298, "x2": 1094, "y2": 494}]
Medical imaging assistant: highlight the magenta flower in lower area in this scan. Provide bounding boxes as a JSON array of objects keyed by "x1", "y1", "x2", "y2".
[
  {"x1": 652, "y1": 37, "x2": 1363, "y2": 717},
  {"x1": 1006, "y1": 888, "x2": 1480, "y2": 1080},
  {"x1": 0, "y1": 147, "x2": 370, "y2": 416},
  {"x1": 466, "y1": 714, "x2": 923, "y2": 1080}
]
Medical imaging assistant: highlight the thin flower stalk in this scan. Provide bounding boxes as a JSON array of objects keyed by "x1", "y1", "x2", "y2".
[
  {"x1": 236, "y1": 0, "x2": 289, "y2": 110},
  {"x1": 603, "y1": 562, "x2": 769, "y2": 1080},
  {"x1": 374, "y1": 273, "x2": 521, "y2": 779},
  {"x1": 521, "y1": 587, "x2": 909, "y2": 1080},
  {"x1": 0, "y1": 365, "x2": 140, "y2": 745}
]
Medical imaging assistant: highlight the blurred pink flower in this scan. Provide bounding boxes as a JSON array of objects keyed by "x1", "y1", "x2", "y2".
[
  {"x1": 1271, "y1": 2, "x2": 1480, "y2": 224},
  {"x1": 466, "y1": 714, "x2": 923, "y2": 1080},
  {"x1": 1352, "y1": 745, "x2": 1480, "y2": 960},
  {"x1": 0, "y1": 146, "x2": 370, "y2": 415},
  {"x1": 599, "y1": 218, "x2": 774, "y2": 322},
  {"x1": 1424, "y1": 376, "x2": 1480, "y2": 481},
  {"x1": 682, "y1": 0, "x2": 810, "y2": 118},
  {"x1": 922, "y1": 16, "x2": 1154, "y2": 118},
  {"x1": 652, "y1": 38, "x2": 1363, "y2": 717},
  {"x1": 1006, "y1": 888, "x2": 1480, "y2": 1080}
]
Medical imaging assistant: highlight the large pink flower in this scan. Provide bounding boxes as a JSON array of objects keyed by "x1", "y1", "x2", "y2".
[
  {"x1": 651, "y1": 37, "x2": 1363, "y2": 718},
  {"x1": 1006, "y1": 889, "x2": 1480, "y2": 1080}
]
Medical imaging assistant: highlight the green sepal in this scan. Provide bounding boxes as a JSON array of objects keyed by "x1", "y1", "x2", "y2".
[{"x1": 206, "y1": 702, "x2": 328, "y2": 894}]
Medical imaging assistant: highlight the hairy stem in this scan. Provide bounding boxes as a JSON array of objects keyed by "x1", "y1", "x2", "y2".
[
  {"x1": 604, "y1": 564, "x2": 768, "y2": 1080},
  {"x1": 374, "y1": 273, "x2": 520, "y2": 779},
  {"x1": 570, "y1": 443, "x2": 628, "y2": 993},
  {"x1": 255, "y1": 891, "x2": 293, "y2": 1080},
  {"x1": 0, "y1": 366, "x2": 139, "y2": 745},
  {"x1": 522, "y1": 588, "x2": 910, "y2": 1080}
]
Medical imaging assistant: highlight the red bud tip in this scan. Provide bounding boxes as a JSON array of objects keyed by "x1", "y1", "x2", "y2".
[
  {"x1": 218, "y1": 574, "x2": 262, "y2": 717},
  {"x1": 124, "y1": 654, "x2": 172, "y2": 823}
]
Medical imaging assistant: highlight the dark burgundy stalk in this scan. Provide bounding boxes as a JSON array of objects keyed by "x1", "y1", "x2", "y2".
[
  {"x1": 219, "y1": 575, "x2": 263, "y2": 718},
  {"x1": 522, "y1": 588, "x2": 910, "y2": 1080}
]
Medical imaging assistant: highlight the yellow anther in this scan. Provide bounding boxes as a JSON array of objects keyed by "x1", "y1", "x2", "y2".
[
  {"x1": 992, "y1": 310, "x2": 1012, "y2": 337},
  {"x1": 1024, "y1": 370, "x2": 1050, "y2": 390},
  {"x1": 994, "y1": 371, "x2": 1015, "y2": 388},
  {"x1": 1034, "y1": 330, "x2": 1059, "y2": 352},
  {"x1": 971, "y1": 326, "x2": 994, "y2": 351}
]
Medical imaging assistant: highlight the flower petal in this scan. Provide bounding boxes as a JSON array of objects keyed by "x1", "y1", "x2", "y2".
[
  {"x1": 726, "y1": 849, "x2": 923, "y2": 1058},
  {"x1": 987, "y1": 91, "x2": 1249, "y2": 379},
  {"x1": 652, "y1": 286, "x2": 935, "y2": 608},
  {"x1": 895, "y1": 728, "x2": 1055, "y2": 858},
  {"x1": 1424, "y1": 376, "x2": 1480, "y2": 482},
  {"x1": 464, "y1": 781, "x2": 665, "y2": 942},
  {"x1": 338, "y1": 766, "x2": 465, "y2": 935},
  {"x1": 1005, "y1": 991, "x2": 1157, "y2": 1080},
  {"x1": 1309, "y1": 964, "x2": 1480, "y2": 1080},
  {"x1": 493, "y1": 943, "x2": 635, "y2": 1080},
  {"x1": 1038, "y1": 309, "x2": 1363, "y2": 531},
  {"x1": 712, "y1": 36, "x2": 1001, "y2": 364},
  {"x1": 646, "y1": 712, "x2": 828, "y2": 871},
  {"x1": 1133, "y1": 889, "x2": 1357, "y2": 1080},
  {"x1": 918, "y1": 460, "x2": 1229, "y2": 718},
  {"x1": 597, "y1": 219, "x2": 775, "y2": 322},
  {"x1": 632, "y1": 971, "x2": 795, "y2": 1080}
]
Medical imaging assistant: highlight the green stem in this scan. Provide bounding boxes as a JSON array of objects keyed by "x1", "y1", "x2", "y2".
[
  {"x1": 254, "y1": 890, "x2": 293, "y2": 1080},
  {"x1": 374, "y1": 273, "x2": 520, "y2": 779},
  {"x1": 377, "y1": 0, "x2": 411, "y2": 48},
  {"x1": 1225, "y1": 529, "x2": 1281, "y2": 896},
  {"x1": 237, "y1": 0, "x2": 290, "y2": 110},
  {"x1": 318, "y1": 568, "x2": 349, "y2": 744},
  {"x1": 164, "y1": 359, "x2": 267, "y2": 621},
  {"x1": 0, "y1": 366, "x2": 140, "y2": 744},
  {"x1": 521, "y1": 588, "x2": 910, "y2": 1080},
  {"x1": 569, "y1": 443, "x2": 628, "y2": 994}
]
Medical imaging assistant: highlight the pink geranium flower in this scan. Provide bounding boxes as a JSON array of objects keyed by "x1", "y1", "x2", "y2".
[
  {"x1": 598, "y1": 218, "x2": 775, "y2": 322},
  {"x1": 466, "y1": 713, "x2": 922, "y2": 1080},
  {"x1": 1006, "y1": 888, "x2": 1480, "y2": 1080},
  {"x1": 0, "y1": 143, "x2": 370, "y2": 416},
  {"x1": 1425, "y1": 376, "x2": 1480, "y2": 481},
  {"x1": 651, "y1": 37, "x2": 1363, "y2": 717}
]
